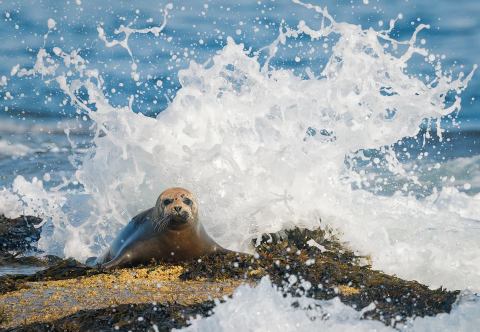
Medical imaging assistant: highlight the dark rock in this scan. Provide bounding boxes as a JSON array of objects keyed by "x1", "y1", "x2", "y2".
[
  {"x1": 0, "y1": 305, "x2": 6, "y2": 326},
  {"x1": 5, "y1": 301, "x2": 216, "y2": 332},
  {"x1": 0, "y1": 258, "x2": 105, "y2": 295},
  {"x1": 0, "y1": 215, "x2": 462, "y2": 329},
  {"x1": 0, "y1": 215, "x2": 42, "y2": 256},
  {"x1": 180, "y1": 227, "x2": 459, "y2": 327},
  {"x1": 26, "y1": 258, "x2": 94, "y2": 281},
  {"x1": 180, "y1": 251, "x2": 258, "y2": 281}
]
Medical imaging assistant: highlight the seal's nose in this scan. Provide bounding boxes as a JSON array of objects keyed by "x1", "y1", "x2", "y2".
[{"x1": 174, "y1": 206, "x2": 182, "y2": 213}]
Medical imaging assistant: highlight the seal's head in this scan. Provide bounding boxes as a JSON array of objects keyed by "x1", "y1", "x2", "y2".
[{"x1": 156, "y1": 187, "x2": 198, "y2": 229}]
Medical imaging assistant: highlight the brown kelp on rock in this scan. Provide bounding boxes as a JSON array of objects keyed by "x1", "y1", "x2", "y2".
[
  {"x1": 180, "y1": 227, "x2": 459, "y2": 326},
  {"x1": 0, "y1": 215, "x2": 460, "y2": 330},
  {"x1": 4, "y1": 302, "x2": 217, "y2": 332}
]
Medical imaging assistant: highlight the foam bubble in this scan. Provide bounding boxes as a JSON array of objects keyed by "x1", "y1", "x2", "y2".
[{"x1": 47, "y1": 18, "x2": 56, "y2": 30}]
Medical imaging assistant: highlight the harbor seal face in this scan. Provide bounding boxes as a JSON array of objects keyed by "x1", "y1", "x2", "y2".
[{"x1": 156, "y1": 187, "x2": 198, "y2": 229}]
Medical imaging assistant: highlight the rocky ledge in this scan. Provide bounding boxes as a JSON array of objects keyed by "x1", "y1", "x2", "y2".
[{"x1": 0, "y1": 215, "x2": 459, "y2": 331}]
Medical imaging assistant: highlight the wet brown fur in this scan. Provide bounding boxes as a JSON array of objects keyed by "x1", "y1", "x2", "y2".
[{"x1": 99, "y1": 188, "x2": 227, "y2": 269}]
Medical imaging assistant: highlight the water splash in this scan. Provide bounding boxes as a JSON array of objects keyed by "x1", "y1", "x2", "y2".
[
  {"x1": 2, "y1": 1, "x2": 479, "y2": 291},
  {"x1": 180, "y1": 277, "x2": 392, "y2": 331},
  {"x1": 97, "y1": 3, "x2": 173, "y2": 81}
]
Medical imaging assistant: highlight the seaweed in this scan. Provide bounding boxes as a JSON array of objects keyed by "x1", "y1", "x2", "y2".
[
  {"x1": 4, "y1": 302, "x2": 217, "y2": 332},
  {"x1": 180, "y1": 227, "x2": 459, "y2": 326},
  {"x1": 0, "y1": 258, "x2": 107, "y2": 295},
  {"x1": 0, "y1": 305, "x2": 7, "y2": 325},
  {"x1": 0, "y1": 215, "x2": 461, "y2": 329}
]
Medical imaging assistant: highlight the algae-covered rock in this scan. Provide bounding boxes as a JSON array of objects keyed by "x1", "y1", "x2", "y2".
[
  {"x1": 4, "y1": 302, "x2": 216, "y2": 332},
  {"x1": 0, "y1": 276, "x2": 26, "y2": 294},
  {"x1": 0, "y1": 257, "x2": 103, "y2": 295},
  {"x1": 259, "y1": 228, "x2": 459, "y2": 326},
  {"x1": 0, "y1": 263, "x2": 241, "y2": 329},
  {"x1": 0, "y1": 305, "x2": 7, "y2": 325},
  {"x1": 0, "y1": 215, "x2": 462, "y2": 330},
  {"x1": 180, "y1": 227, "x2": 459, "y2": 326}
]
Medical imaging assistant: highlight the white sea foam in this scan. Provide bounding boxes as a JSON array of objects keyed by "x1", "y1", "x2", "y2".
[
  {"x1": 0, "y1": 140, "x2": 34, "y2": 157},
  {"x1": 179, "y1": 277, "x2": 392, "y2": 332},
  {"x1": 409, "y1": 292, "x2": 480, "y2": 331},
  {"x1": 179, "y1": 279, "x2": 480, "y2": 332},
  {"x1": 0, "y1": 176, "x2": 66, "y2": 220},
  {"x1": 0, "y1": 188, "x2": 23, "y2": 218},
  {"x1": 440, "y1": 155, "x2": 480, "y2": 193}
]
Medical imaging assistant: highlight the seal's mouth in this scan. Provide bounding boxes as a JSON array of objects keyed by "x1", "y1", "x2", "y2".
[
  {"x1": 155, "y1": 209, "x2": 192, "y2": 231},
  {"x1": 169, "y1": 211, "x2": 190, "y2": 225},
  {"x1": 171, "y1": 214, "x2": 188, "y2": 223},
  {"x1": 167, "y1": 218, "x2": 190, "y2": 231}
]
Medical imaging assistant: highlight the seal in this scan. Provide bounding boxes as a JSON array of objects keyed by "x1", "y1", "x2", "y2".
[{"x1": 97, "y1": 187, "x2": 227, "y2": 269}]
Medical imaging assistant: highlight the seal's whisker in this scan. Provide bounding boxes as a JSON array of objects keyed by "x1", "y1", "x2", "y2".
[{"x1": 154, "y1": 215, "x2": 170, "y2": 232}]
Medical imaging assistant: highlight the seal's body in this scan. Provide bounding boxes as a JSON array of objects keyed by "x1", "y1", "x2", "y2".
[{"x1": 98, "y1": 188, "x2": 226, "y2": 269}]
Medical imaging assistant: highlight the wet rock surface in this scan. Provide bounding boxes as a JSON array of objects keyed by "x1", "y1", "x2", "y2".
[
  {"x1": 0, "y1": 306, "x2": 6, "y2": 326},
  {"x1": 0, "y1": 214, "x2": 105, "y2": 295},
  {"x1": 0, "y1": 215, "x2": 42, "y2": 256},
  {"x1": 0, "y1": 258, "x2": 104, "y2": 294},
  {"x1": 0, "y1": 215, "x2": 461, "y2": 330},
  {"x1": 0, "y1": 264, "x2": 239, "y2": 330},
  {"x1": 180, "y1": 228, "x2": 459, "y2": 327},
  {"x1": 4, "y1": 302, "x2": 216, "y2": 332}
]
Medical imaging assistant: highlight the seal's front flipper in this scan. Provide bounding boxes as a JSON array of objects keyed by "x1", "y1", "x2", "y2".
[{"x1": 101, "y1": 253, "x2": 130, "y2": 269}]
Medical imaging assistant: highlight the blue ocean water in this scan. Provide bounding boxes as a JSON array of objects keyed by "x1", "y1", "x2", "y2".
[
  {"x1": 0, "y1": 0, "x2": 478, "y2": 192},
  {"x1": 1, "y1": 1, "x2": 479, "y2": 119}
]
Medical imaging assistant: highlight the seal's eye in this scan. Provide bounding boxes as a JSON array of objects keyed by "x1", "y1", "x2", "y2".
[
  {"x1": 183, "y1": 198, "x2": 193, "y2": 206},
  {"x1": 163, "y1": 199, "x2": 173, "y2": 206}
]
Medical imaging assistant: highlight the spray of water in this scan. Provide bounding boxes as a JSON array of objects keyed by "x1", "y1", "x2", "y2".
[{"x1": 1, "y1": 1, "x2": 478, "y2": 291}]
